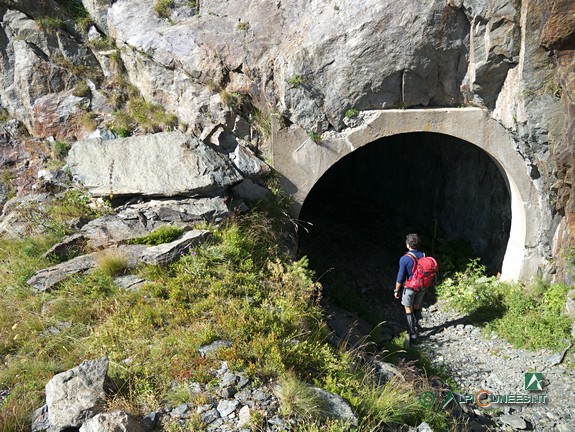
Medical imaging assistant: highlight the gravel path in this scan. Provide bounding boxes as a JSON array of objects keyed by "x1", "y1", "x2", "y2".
[{"x1": 417, "y1": 301, "x2": 575, "y2": 431}]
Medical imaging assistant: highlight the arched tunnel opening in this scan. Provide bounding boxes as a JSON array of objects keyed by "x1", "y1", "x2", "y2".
[{"x1": 297, "y1": 132, "x2": 512, "y2": 327}]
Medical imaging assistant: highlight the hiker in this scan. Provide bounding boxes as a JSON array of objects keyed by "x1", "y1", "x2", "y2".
[{"x1": 394, "y1": 233, "x2": 437, "y2": 344}]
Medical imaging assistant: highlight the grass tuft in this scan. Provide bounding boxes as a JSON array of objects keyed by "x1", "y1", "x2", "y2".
[
  {"x1": 95, "y1": 248, "x2": 128, "y2": 276},
  {"x1": 275, "y1": 374, "x2": 330, "y2": 421}
]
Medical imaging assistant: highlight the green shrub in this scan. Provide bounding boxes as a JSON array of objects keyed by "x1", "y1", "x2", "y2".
[
  {"x1": 485, "y1": 280, "x2": 573, "y2": 351},
  {"x1": 308, "y1": 131, "x2": 322, "y2": 143},
  {"x1": 435, "y1": 259, "x2": 501, "y2": 315}
]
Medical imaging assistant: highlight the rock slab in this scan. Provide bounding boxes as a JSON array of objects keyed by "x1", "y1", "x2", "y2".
[
  {"x1": 45, "y1": 358, "x2": 110, "y2": 430},
  {"x1": 67, "y1": 131, "x2": 242, "y2": 198}
]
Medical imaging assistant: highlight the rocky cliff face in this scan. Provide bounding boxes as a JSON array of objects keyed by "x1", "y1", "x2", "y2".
[{"x1": 0, "y1": 0, "x2": 574, "y2": 276}]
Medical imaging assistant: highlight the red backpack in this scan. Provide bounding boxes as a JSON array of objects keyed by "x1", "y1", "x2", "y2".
[{"x1": 403, "y1": 252, "x2": 438, "y2": 291}]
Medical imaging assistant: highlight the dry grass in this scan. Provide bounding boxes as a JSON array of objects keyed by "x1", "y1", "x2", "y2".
[{"x1": 95, "y1": 248, "x2": 128, "y2": 276}]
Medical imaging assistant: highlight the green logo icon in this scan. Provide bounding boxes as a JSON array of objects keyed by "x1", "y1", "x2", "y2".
[
  {"x1": 442, "y1": 391, "x2": 455, "y2": 409},
  {"x1": 525, "y1": 372, "x2": 543, "y2": 391},
  {"x1": 419, "y1": 391, "x2": 436, "y2": 408}
]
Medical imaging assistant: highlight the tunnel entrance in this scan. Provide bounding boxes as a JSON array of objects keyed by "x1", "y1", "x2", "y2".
[{"x1": 297, "y1": 132, "x2": 511, "y2": 321}]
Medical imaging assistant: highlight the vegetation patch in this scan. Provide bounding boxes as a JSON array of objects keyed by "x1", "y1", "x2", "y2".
[
  {"x1": 275, "y1": 374, "x2": 330, "y2": 421},
  {"x1": 308, "y1": 131, "x2": 322, "y2": 143},
  {"x1": 50, "y1": 140, "x2": 70, "y2": 161},
  {"x1": 130, "y1": 225, "x2": 184, "y2": 246},
  {"x1": 237, "y1": 21, "x2": 250, "y2": 31},
  {"x1": 55, "y1": 0, "x2": 92, "y2": 31},
  {"x1": 0, "y1": 108, "x2": 10, "y2": 123},
  {"x1": 16, "y1": 190, "x2": 111, "y2": 238},
  {"x1": 436, "y1": 260, "x2": 574, "y2": 352},
  {"x1": 35, "y1": 16, "x2": 67, "y2": 31},
  {"x1": 106, "y1": 80, "x2": 178, "y2": 137},
  {"x1": 72, "y1": 80, "x2": 91, "y2": 98},
  {"x1": 1, "y1": 169, "x2": 16, "y2": 200},
  {"x1": 95, "y1": 248, "x2": 129, "y2": 277},
  {"x1": 154, "y1": 0, "x2": 175, "y2": 18},
  {"x1": 0, "y1": 202, "x2": 454, "y2": 430},
  {"x1": 345, "y1": 108, "x2": 359, "y2": 119}
]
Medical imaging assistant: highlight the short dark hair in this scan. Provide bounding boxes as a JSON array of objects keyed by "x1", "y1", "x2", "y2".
[{"x1": 406, "y1": 233, "x2": 421, "y2": 249}]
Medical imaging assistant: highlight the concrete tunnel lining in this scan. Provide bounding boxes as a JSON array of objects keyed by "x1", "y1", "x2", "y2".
[{"x1": 271, "y1": 108, "x2": 542, "y2": 281}]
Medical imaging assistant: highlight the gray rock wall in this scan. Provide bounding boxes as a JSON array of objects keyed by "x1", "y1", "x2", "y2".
[{"x1": 0, "y1": 0, "x2": 573, "y2": 275}]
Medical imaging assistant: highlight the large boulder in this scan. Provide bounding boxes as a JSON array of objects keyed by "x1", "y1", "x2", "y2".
[
  {"x1": 67, "y1": 131, "x2": 242, "y2": 197},
  {"x1": 80, "y1": 0, "x2": 114, "y2": 35},
  {"x1": 540, "y1": 0, "x2": 575, "y2": 51},
  {"x1": 44, "y1": 358, "x2": 111, "y2": 430}
]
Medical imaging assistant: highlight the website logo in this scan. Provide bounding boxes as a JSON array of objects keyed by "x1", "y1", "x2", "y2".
[
  {"x1": 525, "y1": 372, "x2": 543, "y2": 391},
  {"x1": 421, "y1": 373, "x2": 548, "y2": 410}
]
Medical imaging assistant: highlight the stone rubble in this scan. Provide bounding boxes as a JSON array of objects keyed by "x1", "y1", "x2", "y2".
[{"x1": 32, "y1": 357, "x2": 360, "y2": 432}]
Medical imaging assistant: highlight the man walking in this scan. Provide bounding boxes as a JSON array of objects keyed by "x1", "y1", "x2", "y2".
[{"x1": 394, "y1": 233, "x2": 426, "y2": 344}]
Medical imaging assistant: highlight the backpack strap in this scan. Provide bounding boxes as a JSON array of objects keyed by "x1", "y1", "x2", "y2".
[{"x1": 405, "y1": 252, "x2": 418, "y2": 274}]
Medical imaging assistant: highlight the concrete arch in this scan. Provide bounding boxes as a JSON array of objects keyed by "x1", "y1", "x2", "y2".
[{"x1": 272, "y1": 108, "x2": 543, "y2": 281}]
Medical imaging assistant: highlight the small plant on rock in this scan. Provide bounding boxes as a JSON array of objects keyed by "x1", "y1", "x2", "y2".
[
  {"x1": 308, "y1": 131, "x2": 322, "y2": 144},
  {"x1": 36, "y1": 16, "x2": 67, "y2": 31},
  {"x1": 51, "y1": 140, "x2": 70, "y2": 161},
  {"x1": 288, "y1": 75, "x2": 306, "y2": 87},
  {"x1": 345, "y1": 108, "x2": 359, "y2": 119},
  {"x1": 72, "y1": 80, "x2": 91, "y2": 98},
  {"x1": 154, "y1": 0, "x2": 175, "y2": 18},
  {"x1": 237, "y1": 20, "x2": 249, "y2": 31}
]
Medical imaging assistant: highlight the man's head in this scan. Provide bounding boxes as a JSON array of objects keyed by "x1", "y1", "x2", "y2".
[{"x1": 406, "y1": 233, "x2": 421, "y2": 250}]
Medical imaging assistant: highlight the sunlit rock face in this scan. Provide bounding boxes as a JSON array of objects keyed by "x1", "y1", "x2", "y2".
[{"x1": 0, "y1": 0, "x2": 574, "y2": 277}]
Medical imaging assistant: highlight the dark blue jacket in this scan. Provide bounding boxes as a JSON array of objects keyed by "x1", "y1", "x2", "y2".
[{"x1": 396, "y1": 250, "x2": 425, "y2": 284}]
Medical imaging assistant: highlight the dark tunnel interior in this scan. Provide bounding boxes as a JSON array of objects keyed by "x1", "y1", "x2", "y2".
[{"x1": 297, "y1": 132, "x2": 512, "y2": 315}]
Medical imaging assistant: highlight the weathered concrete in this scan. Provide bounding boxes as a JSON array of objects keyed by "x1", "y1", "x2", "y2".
[{"x1": 272, "y1": 108, "x2": 543, "y2": 280}]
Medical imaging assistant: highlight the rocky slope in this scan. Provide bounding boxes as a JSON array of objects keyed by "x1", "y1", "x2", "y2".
[
  {"x1": 0, "y1": 0, "x2": 574, "y2": 275},
  {"x1": 1, "y1": 1, "x2": 575, "y2": 428}
]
